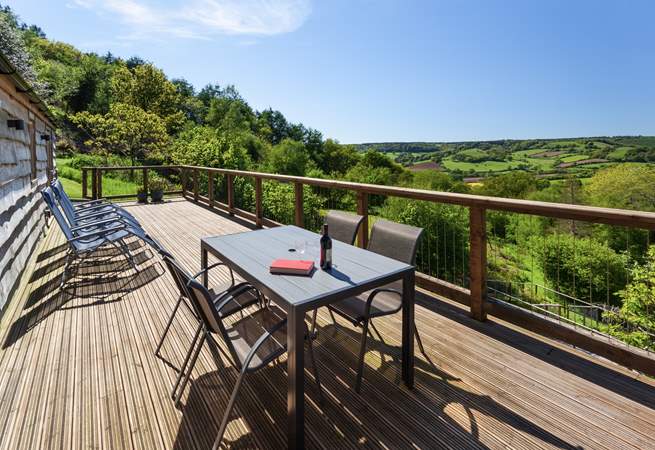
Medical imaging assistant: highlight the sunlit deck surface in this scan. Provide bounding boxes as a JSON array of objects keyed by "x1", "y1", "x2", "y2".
[{"x1": 1, "y1": 198, "x2": 654, "y2": 450}]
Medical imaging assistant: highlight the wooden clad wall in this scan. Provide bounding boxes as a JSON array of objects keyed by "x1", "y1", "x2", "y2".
[{"x1": 0, "y1": 75, "x2": 53, "y2": 309}]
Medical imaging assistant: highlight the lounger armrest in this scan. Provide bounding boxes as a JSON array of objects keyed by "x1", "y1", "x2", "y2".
[
  {"x1": 75, "y1": 204, "x2": 118, "y2": 216},
  {"x1": 70, "y1": 217, "x2": 123, "y2": 232},
  {"x1": 192, "y1": 262, "x2": 235, "y2": 287},
  {"x1": 74, "y1": 209, "x2": 121, "y2": 221},
  {"x1": 69, "y1": 224, "x2": 126, "y2": 241},
  {"x1": 73, "y1": 199, "x2": 106, "y2": 208}
]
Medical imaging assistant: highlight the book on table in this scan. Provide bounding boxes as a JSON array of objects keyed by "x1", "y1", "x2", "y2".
[{"x1": 269, "y1": 259, "x2": 315, "y2": 276}]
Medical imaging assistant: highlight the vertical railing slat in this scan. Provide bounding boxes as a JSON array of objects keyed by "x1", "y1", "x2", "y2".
[
  {"x1": 294, "y1": 182, "x2": 304, "y2": 227},
  {"x1": 82, "y1": 169, "x2": 88, "y2": 199},
  {"x1": 227, "y1": 174, "x2": 235, "y2": 215},
  {"x1": 469, "y1": 206, "x2": 487, "y2": 321},
  {"x1": 255, "y1": 177, "x2": 263, "y2": 228},
  {"x1": 208, "y1": 170, "x2": 214, "y2": 208},
  {"x1": 357, "y1": 191, "x2": 369, "y2": 248}
]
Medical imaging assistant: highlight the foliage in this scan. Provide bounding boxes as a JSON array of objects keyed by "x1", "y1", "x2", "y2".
[
  {"x1": 0, "y1": 8, "x2": 47, "y2": 96},
  {"x1": 262, "y1": 181, "x2": 324, "y2": 226},
  {"x1": 171, "y1": 126, "x2": 252, "y2": 170},
  {"x1": 70, "y1": 103, "x2": 169, "y2": 165},
  {"x1": 608, "y1": 246, "x2": 655, "y2": 349},
  {"x1": 110, "y1": 63, "x2": 185, "y2": 133},
  {"x1": 585, "y1": 165, "x2": 655, "y2": 212},
  {"x1": 379, "y1": 197, "x2": 469, "y2": 282},
  {"x1": 148, "y1": 176, "x2": 170, "y2": 192},
  {"x1": 534, "y1": 234, "x2": 627, "y2": 305},
  {"x1": 265, "y1": 139, "x2": 312, "y2": 176}
]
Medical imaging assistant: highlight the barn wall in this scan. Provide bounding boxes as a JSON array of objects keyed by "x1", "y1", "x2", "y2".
[{"x1": 0, "y1": 75, "x2": 53, "y2": 310}]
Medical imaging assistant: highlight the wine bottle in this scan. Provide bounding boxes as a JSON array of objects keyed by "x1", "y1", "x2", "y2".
[{"x1": 320, "y1": 223, "x2": 332, "y2": 270}]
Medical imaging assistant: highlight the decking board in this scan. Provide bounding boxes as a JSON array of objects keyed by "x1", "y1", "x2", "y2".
[{"x1": 0, "y1": 198, "x2": 654, "y2": 450}]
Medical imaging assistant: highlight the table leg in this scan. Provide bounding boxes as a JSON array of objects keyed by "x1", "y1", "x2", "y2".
[
  {"x1": 402, "y1": 270, "x2": 415, "y2": 388},
  {"x1": 201, "y1": 248, "x2": 208, "y2": 287},
  {"x1": 287, "y1": 307, "x2": 305, "y2": 449}
]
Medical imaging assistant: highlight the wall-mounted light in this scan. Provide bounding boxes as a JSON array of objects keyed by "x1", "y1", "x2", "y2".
[
  {"x1": 40, "y1": 134, "x2": 51, "y2": 141},
  {"x1": 7, "y1": 119, "x2": 24, "y2": 130}
]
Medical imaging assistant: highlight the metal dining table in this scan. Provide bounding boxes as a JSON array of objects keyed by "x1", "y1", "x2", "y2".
[{"x1": 200, "y1": 225, "x2": 416, "y2": 449}]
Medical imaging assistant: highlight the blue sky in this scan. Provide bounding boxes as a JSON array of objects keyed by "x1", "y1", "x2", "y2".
[{"x1": 7, "y1": 0, "x2": 655, "y2": 143}]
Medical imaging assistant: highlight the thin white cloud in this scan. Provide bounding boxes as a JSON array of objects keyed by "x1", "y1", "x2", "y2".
[{"x1": 70, "y1": 0, "x2": 312, "y2": 39}]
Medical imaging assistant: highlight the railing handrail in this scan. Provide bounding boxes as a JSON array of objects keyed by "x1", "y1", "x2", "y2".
[{"x1": 82, "y1": 164, "x2": 655, "y2": 229}]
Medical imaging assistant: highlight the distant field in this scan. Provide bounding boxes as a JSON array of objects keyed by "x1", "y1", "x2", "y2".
[{"x1": 442, "y1": 158, "x2": 519, "y2": 172}]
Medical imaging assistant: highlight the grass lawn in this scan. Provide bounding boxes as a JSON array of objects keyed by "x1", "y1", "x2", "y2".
[{"x1": 57, "y1": 157, "x2": 141, "y2": 199}]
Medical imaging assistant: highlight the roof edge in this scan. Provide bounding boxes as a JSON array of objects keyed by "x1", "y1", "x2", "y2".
[{"x1": 0, "y1": 51, "x2": 56, "y2": 124}]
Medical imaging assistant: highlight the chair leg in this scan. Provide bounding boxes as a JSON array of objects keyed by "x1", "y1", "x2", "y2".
[
  {"x1": 354, "y1": 319, "x2": 370, "y2": 394},
  {"x1": 306, "y1": 335, "x2": 325, "y2": 406},
  {"x1": 171, "y1": 325, "x2": 203, "y2": 401},
  {"x1": 414, "y1": 323, "x2": 427, "y2": 357},
  {"x1": 155, "y1": 294, "x2": 184, "y2": 357},
  {"x1": 213, "y1": 369, "x2": 247, "y2": 450},
  {"x1": 310, "y1": 309, "x2": 318, "y2": 339},
  {"x1": 174, "y1": 332, "x2": 206, "y2": 406}
]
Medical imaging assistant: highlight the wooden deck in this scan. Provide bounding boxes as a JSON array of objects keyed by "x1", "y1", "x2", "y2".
[{"x1": 1, "y1": 198, "x2": 654, "y2": 449}]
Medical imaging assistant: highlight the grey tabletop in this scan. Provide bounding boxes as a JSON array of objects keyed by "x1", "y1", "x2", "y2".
[{"x1": 201, "y1": 225, "x2": 413, "y2": 308}]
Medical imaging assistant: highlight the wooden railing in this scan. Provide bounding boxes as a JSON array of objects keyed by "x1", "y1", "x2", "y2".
[{"x1": 81, "y1": 164, "x2": 655, "y2": 376}]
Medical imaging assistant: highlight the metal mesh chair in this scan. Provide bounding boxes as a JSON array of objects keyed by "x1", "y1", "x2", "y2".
[
  {"x1": 325, "y1": 210, "x2": 364, "y2": 245},
  {"x1": 325, "y1": 219, "x2": 425, "y2": 393},
  {"x1": 165, "y1": 254, "x2": 324, "y2": 449},
  {"x1": 155, "y1": 249, "x2": 263, "y2": 400}
]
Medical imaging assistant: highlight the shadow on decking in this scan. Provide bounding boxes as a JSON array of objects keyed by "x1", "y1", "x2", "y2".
[
  {"x1": 3, "y1": 241, "x2": 163, "y2": 349},
  {"x1": 172, "y1": 315, "x2": 582, "y2": 449},
  {"x1": 416, "y1": 295, "x2": 655, "y2": 412}
]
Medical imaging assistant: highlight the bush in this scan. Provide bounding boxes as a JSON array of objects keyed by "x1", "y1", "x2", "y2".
[{"x1": 533, "y1": 234, "x2": 627, "y2": 305}]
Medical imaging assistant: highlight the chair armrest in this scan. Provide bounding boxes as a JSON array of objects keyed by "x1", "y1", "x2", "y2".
[
  {"x1": 192, "y1": 262, "x2": 235, "y2": 287},
  {"x1": 242, "y1": 317, "x2": 288, "y2": 370},
  {"x1": 213, "y1": 284, "x2": 261, "y2": 312},
  {"x1": 363, "y1": 288, "x2": 402, "y2": 316},
  {"x1": 69, "y1": 223, "x2": 126, "y2": 242}
]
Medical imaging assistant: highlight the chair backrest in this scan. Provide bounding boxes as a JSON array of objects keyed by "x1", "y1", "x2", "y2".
[
  {"x1": 41, "y1": 187, "x2": 74, "y2": 241},
  {"x1": 159, "y1": 250, "x2": 189, "y2": 299},
  {"x1": 367, "y1": 219, "x2": 424, "y2": 265},
  {"x1": 162, "y1": 254, "x2": 225, "y2": 335},
  {"x1": 51, "y1": 179, "x2": 79, "y2": 226},
  {"x1": 325, "y1": 210, "x2": 364, "y2": 245}
]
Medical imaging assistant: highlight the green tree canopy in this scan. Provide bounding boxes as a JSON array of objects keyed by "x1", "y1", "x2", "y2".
[{"x1": 70, "y1": 103, "x2": 169, "y2": 165}]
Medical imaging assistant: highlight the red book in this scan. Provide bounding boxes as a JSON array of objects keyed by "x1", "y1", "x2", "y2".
[{"x1": 269, "y1": 259, "x2": 315, "y2": 276}]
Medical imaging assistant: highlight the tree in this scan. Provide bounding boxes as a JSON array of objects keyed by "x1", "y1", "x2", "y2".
[
  {"x1": 479, "y1": 172, "x2": 543, "y2": 199},
  {"x1": 265, "y1": 139, "x2": 312, "y2": 176},
  {"x1": 70, "y1": 103, "x2": 169, "y2": 165},
  {"x1": 110, "y1": 63, "x2": 185, "y2": 133},
  {"x1": 585, "y1": 164, "x2": 655, "y2": 211},
  {"x1": 0, "y1": 8, "x2": 45, "y2": 96}
]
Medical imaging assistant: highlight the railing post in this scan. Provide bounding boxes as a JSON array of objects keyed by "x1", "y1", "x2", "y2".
[
  {"x1": 91, "y1": 168, "x2": 97, "y2": 200},
  {"x1": 193, "y1": 168, "x2": 199, "y2": 202},
  {"x1": 97, "y1": 169, "x2": 103, "y2": 199},
  {"x1": 357, "y1": 191, "x2": 369, "y2": 248},
  {"x1": 294, "y1": 182, "x2": 304, "y2": 227},
  {"x1": 255, "y1": 177, "x2": 263, "y2": 228},
  {"x1": 208, "y1": 171, "x2": 214, "y2": 208},
  {"x1": 227, "y1": 174, "x2": 235, "y2": 215},
  {"x1": 469, "y1": 206, "x2": 487, "y2": 321},
  {"x1": 142, "y1": 167, "x2": 148, "y2": 201},
  {"x1": 181, "y1": 168, "x2": 188, "y2": 198},
  {"x1": 82, "y1": 169, "x2": 88, "y2": 199}
]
